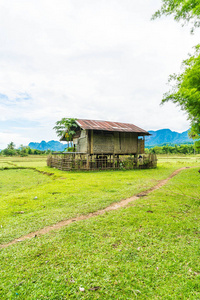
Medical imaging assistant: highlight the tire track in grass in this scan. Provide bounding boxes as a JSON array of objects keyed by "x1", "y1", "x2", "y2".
[{"x1": 0, "y1": 167, "x2": 194, "y2": 249}]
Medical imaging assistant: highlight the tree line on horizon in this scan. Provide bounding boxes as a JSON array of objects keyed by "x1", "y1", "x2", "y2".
[
  {"x1": 0, "y1": 142, "x2": 51, "y2": 157},
  {"x1": 146, "y1": 143, "x2": 200, "y2": 155},
  {"x1": 0, "y1": 141, "x2": 75, "y2": 156},
  {"x1": 1, "y1": 141, "x2": 200, "y2": 157}
]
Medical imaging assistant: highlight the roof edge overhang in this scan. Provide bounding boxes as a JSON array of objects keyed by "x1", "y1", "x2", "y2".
[{"x1": 76, "y1": 119, "x2": 150, "y2": 136}]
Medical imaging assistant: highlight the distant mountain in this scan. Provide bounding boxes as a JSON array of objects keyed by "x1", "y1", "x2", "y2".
[
  {"x1": 29, "y1": 140, "x2": 69, "y2": 151},
  {"x1": 145, "y1": 129, "x2": 193, "y2": 147}
]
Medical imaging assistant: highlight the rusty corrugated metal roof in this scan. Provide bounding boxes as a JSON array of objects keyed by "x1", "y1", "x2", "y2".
[{"x1": 76, "y1": 119, "x2": 150, "y2": 135}]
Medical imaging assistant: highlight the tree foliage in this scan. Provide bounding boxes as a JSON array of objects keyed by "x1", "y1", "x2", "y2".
[
  {"x1": 53, "y1": 118, "x2": 79, "y2": 141},
  {"x1": 153, "y1": 0, "x2": 200, "y2": 137},
  {"x1": 161, "y1": 45, "x2": 200, "y2": 136},
  {"x1": 146, "y1": 144, "x2": 199, "y2": 154},
  {"x1": 152, "y1": 0, "x2": 200, "y2": 32}
]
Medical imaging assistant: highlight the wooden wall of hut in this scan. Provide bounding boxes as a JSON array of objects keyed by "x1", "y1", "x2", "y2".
[{"x1": 76, "y1": 130, "x2": 145, "y2": 155}]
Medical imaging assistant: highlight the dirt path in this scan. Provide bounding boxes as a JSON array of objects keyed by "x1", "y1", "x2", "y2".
[{"x1": 0, "y1": 167, "x2": 192, "y2": 249}]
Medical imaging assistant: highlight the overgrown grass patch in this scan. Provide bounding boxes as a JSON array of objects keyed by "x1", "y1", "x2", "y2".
[{"x1": 0, "y1": 167, "x2": 199, "y2": 299}]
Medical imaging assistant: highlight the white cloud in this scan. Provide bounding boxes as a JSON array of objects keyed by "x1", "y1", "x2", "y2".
[{"x1": 0, "y1": 0, "x2": 198, "y2": 148}]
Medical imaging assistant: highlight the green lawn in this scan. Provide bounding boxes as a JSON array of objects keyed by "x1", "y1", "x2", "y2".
[{"x1": 0, "y1": 155, "x2": 200, "y2": 299}]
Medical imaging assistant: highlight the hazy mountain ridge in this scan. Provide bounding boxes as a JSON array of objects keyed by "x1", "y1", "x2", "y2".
[
  {"x1": 29, "y1": 140, "x2": 67, "y2": 151},
  {"x1": 28, "y1": 129, "x2": 193, "y2": 151},
  {"x1": 145, "y1": 129, "x2": 192, "y2": 147}
]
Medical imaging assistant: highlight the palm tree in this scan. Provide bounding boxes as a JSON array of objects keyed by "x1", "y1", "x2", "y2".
[
  {"x1": 53, "y1": 118, "x2": 79, "y2": 150},
  {"x1": 7, "y1": 142, "x2": 15, "y2": 150}
]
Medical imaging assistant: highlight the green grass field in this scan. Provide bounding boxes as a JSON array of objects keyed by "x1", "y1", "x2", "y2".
[{"x1": 0, "y1": 155, "x2": 200, "y2": 299}]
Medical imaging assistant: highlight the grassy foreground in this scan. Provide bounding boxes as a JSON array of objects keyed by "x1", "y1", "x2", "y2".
[
  {"x1": 2, "y1": 156, "x2": 198, "y2": 244},
  {"x1": 0, "y1": 155, "x2": 200, "y2": 299}
]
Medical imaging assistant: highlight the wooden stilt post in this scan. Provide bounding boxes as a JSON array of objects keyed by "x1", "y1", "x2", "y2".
[
  {"x1": 134, "y1": 153, "x2": 138, "y2": 168},
  {"x1": 86, "y1": 154, "x2": 90, "y2": 170}
]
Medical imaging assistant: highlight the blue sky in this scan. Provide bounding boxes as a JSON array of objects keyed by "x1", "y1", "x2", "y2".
[{"x1": 0, "y1": 0, "x2": 199, "y2": 149}]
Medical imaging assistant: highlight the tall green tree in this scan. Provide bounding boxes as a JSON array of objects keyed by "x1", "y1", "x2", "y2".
[
  {"x1": 161, "y1": 45, "x2": 200, "y2": 136},
  {"x1": 153, "y1": 0, "x2": 200, "y2": 137}
]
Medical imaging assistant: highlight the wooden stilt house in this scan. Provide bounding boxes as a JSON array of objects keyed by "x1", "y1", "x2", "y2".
[
  {"x1": 47, "y1": 119, "x2": 157, "y2": 171},
  {"x1": 60, "y1": 119, "x2": 150, "y2": 155}
]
